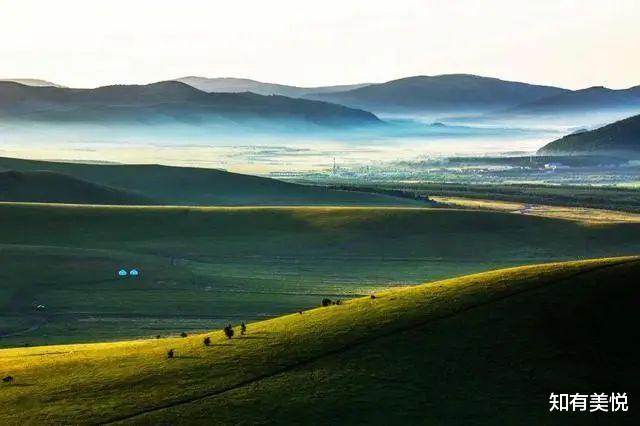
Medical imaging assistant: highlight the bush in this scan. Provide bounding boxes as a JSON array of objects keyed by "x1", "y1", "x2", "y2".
[
  {"x1": 167, "y1": 349, "x2": 175, "y2": 359},
  {"x1": 203, "y1": 336, "x2": 211, "y2": 346},
  {"x1": 180, "y1": 332, "x2": 188, "y2": 338},
  {"x1": 322, "y1": 298, "x2": 332, "y2": 307},
  {"x1": 224, "y1": 324, "x2": 234, "y2": 339}
]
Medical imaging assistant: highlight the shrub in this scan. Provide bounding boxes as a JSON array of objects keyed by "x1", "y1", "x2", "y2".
[
  {"x1": 167, "y1": 349, "x2": 175, "y2": 359},
  {"x1": 180, "y1": 332, "x2": 188, "y2": 338},
  {"x1": 224, "y1": 324, "x2": 234, "y2": 339},
  {"x1": 240, "y1": 322, "x2": 247, "y2": 335},
  {"x1": 322, "y1": 298, "x2": 332, "y2": 307},
  {"x1": 203, "y1": 336, "x2": 211, "y2": 346}
]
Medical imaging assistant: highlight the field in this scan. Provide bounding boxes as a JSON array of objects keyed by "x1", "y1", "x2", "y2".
[
  {"x1": 1, "y1": 257, "x2": 638, "y2": 425},
  {"x1": 320, "y1": 181, "x2": 640, "y2": 212},
  {"x1": 2, "y1": 203, "x2": 640, "y2": 348},
  {"x1": 432, "y1": 196, "x2": 640, "y2": 223}
]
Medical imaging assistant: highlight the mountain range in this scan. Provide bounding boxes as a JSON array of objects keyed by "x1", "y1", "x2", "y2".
[
  {"x1": 0, "y1": 80, "x2": 380, "y2": 131},
  {"x1": 506, "y1": 85, "x2": 640, "y2": 116},
  {"x1": 3, "y1": 74, "x2": 640, "y2": 128},
  {"x1": 0, "y1": 78, "x2": 61, "y2": 87},
  {"x1": 302, "y1": 74, "x2": 570, "y2": 114},
  {"x1": 176, "y1": 76, "x2": 370, "y2": 97}
]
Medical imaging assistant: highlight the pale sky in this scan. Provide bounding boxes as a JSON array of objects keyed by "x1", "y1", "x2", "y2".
[{"x1": 1, "y1": 0, "x2": 639, "y2": 89}]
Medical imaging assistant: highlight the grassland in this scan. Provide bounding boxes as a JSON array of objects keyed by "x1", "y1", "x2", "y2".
[
  {"x1": 324, "y1": 181, "x2": 640, "y2": 212},
  {"x1": 432, "y1": 196, "x2": 640, "y2": 223},
  {"x1": 0, "y1": 156, "x2": 423, "y2": 206},
  {"x1": 2, "y1": 203, "x2": 640, "y2": 348},
  {"x1": 0, "y1": 257, "x2": 638, "y2": 425}
]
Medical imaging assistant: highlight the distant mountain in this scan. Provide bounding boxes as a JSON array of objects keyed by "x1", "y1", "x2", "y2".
[
  {"x1": 0, "y1": 170, "x2": 150, "y2": 204},
  {"x1": 304, "y1": 74, "x2": 569, "y2": 114},
  {"x1": 538, "y1": 114, "x2": 640, "y2": 155},
  {"x1": 0, "y1": 81, "x2": 380, "y2": 130},
  {"x1": 0, "y1": 157, "x2": 423, "y2": 206},
  {"x1": 508, "y1": 86, "x2": 640, "y2": 116},
  {"x1": 0, "y1": 78, "x2": 61, "y2": 87},
  {"x1": 176, "y1": 76, "x2": 371, "y2": 97}
]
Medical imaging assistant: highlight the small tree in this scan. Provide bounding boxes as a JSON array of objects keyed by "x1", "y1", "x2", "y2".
[
  {"x1": 322, "y1": 298, "x2": 332, "y2": 307},
  {"x1": 224, "y1": 324, "x2": 234, "y2": 339},
  {"x1": 167, "y1": 349, "x2": 175, "y2": 359},
  {"x1": 180, "y1": 332, "x2": 188, "y2": 338},
  {"x1": 240, "y1": 322, "x2": 247, "y2": 335},
  {"x1": 203, "y1": 336, "x2": 211, "y2": 346}
]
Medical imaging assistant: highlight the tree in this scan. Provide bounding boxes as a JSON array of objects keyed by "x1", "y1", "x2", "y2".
[
  {"x1": 224, "y1": 324, "x2": 234, "y2": 339},
  {"x1": 180, "y1": 332, "x2": 188, "y2": 338},
  {"x1": 322, "y1": 298, "x2": 332, "y2": 307},
  {"x1": 241, "y1": 322, "x2": 247, "y2": 335},
  {"x1": 203, "y1": 336, "x2": 211, "y2": 346},
  {"x1": 167, "y1": 349, "x2": 175, "y2": 359}
]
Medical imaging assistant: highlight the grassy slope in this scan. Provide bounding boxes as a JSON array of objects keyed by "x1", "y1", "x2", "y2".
[
  {"x1": 2, "y1": 204, "x2": 640, "y2": 347},
  {"x1": 431, "y1": 196, "x2": 640, "y2": 223},
  {"x1": 0, "y1": 257, "x2": 638, "y2": 425},
  {"x1": 326, "y1": 181, "x2": 640, "y2": 212},
  {"x1": 0, "y1": 170, "x2": 151, "y2": 205},
  {"x1": 539, "y1": 113, "x2": 640, "y2": 154},
  {"x1": 0, "y1": 156, "x2": 420, "y2": 206}
]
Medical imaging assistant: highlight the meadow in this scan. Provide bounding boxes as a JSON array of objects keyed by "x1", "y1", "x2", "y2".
[
  {"x1": 2, "y1": 203, "x2": 640, "y2": 348},
  {"x1": 0, "y1": 257, "x2": 637, "y2": 425}
]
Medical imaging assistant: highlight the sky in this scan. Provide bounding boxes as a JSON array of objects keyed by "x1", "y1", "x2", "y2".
[{"x1": 1, "y1": 0, "x2": 639, "y2": 89}]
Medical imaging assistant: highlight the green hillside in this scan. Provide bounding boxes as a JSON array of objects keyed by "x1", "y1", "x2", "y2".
[
  {"x1": 1, "y1": 204, "x2": 640, "y2": 347},
  {"x1": 0, "y1": 156, "x2": 421, "y2": 206},
  {"x1": 0, "y1": 170, "x2": 150, "y2": 204},
  {"x1": 539, "y1": 113, "x2": 640, "y2": 155},
  {"x1": 1, "y1": 257, "x2": 638, "y2": 425}
]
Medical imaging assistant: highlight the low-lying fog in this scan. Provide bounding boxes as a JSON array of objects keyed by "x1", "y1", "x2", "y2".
[{"x1": 0, "y1": 110, "x2": 636, "y2": 179}]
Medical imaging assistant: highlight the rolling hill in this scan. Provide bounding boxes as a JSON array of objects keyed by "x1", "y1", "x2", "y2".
[
  {"x1": 0, "y1": 170, "x2": 150, "y2": 204},
  {"x1": 0, "y1": 81, "x2": 380, "y2": 130},
  {"x1": 538, "y1": 114, "x2": 640, "y2": 155},
  {"x1": 507, "y1": 85, "x2": 640, "y2": 116},
  {"x1": 1, "y1": 257, "x2": 638, "y2": 424},
  {"x1": 0, "y1": 156, "x2": 418, "y2": 206},
  {"x1": 1, "y1": 203, "x2": 639, "y2": 348},
  {"x1": 305, "y1": 74, "x2": 568, "y2": 114},
  {"x1": 177, "y1": 76, "x2": 370, "y2": 97}
]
